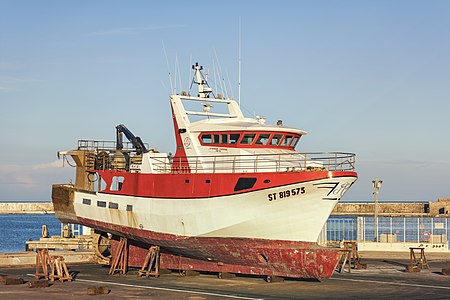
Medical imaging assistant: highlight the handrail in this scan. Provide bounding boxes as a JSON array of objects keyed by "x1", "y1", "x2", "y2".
[
  {"x1": 77, "y1": 140, "x2": 150, "y2": 152},
  {"x1": 161, "y1": 152, "x2": 356, "y2": 174},
  {"x1": 74, "y1": 139, "x2": 355, "y2": 174}
]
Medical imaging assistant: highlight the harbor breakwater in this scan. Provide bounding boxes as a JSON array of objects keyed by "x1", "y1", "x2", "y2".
[
  {"x1": 0, "y1": 202, "x2": 54, "y2": 214},
  {"x1": 1, "y1": 198, "x2": 449, "y2": 215}
]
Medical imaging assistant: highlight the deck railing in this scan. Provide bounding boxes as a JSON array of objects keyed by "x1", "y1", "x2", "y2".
[
  {"x1": 153, "y1": 152, "x2": 356, "y2": 174},
  {"x1": 77, "y1": 140, "x2": 150, "y2": 152},
  {"x1": 75, "y1": 140, "x2": 355, "y2": 174}
]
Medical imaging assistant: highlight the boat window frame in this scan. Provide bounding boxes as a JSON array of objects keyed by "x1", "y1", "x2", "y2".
[
  {"x1": 290, "y1": 136, "x2": 300, "y2": 148},
  {"x1": 281, "y1": 135, "x2": 294, "y2": 147},
  {"x1": 269, "y1": 134, "x2": 283, "y2": 146},
  {"x1": 255, "y1": 133, "x2": 271, "y2": 145},
  {"x1": 110, "y1": 176, "x2": 124, "y2": 191},
  {"x1": 229, "y1": 133, "x2": 241, "y2": 144},
  {"x1": 201, "y1": 134, "x2": 213, "y2": 144},
  {"x1": 198, "y1": 131, "x2": 301, "y2": 149},
  {"x1": 240, "y1": 133, "x2": 257, "y2": 145}
]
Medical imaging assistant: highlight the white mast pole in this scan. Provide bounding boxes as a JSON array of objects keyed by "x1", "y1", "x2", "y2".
[
  {"x1": 162, "y1": 41, "x2": 174, "y2": 94},
  {"x1": 238, "y1": 16, "x2": 242, "y2": 107}
]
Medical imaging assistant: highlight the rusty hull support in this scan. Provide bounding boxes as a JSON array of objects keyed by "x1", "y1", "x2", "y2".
[
  {"x1": 109, "y1": 237, "x2": 128, "y2": 275},
  {"x1": 407, "y1": 247, "x2": 429, "y2": 272},
  {"x1": 35, "y1": 249, "x2": 72, "y2": 282},
  {"x1": 138, "y1": 246, "x2": 160, "y2": 278}
]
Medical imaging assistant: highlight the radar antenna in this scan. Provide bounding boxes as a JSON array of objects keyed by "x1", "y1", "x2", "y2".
[{"x1": 189, "y1": 63, "x2": 215, "y2": 98}]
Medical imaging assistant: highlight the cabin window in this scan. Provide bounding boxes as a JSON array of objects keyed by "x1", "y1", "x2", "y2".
[
  {"x1": 110, "y1": 176, "x2": 124, "y2": 191},
  {"x1": 213, "y1": 134, "x2": 220, "y2": 144},
  {"x1": 201, "y1": 134, "x2": 212, "y2": 144},
  {"x1": 291, "y1": 136, "x2": 300, "y2": 147},
  {"x1": 109, "y1": 202, "x2": 119, "y2": 209},
  {"x1": 82, "y1": 198, "x2": 91, "y2": 205},
  {"x1": 97, "y1": 201, "x2": 107, "y2": 208},
  {"x1": 281, "y1": 135, "x2": 293, "y2": 146},
  {"x1": 221, "y1": 134, "x2": 228, "y2": 144},
  {"x1": 234, "y1": 178, "x2": 257, "y2": 191},
  {"x1": 240, "y1": 134, "x2": 256, "y2": 145},
  {"x1": 126, "y1": 205, "x2": 133, "y2": 212},
  {"x1": 270, "y1": 134, "x2": 283, "y2": 146},
  {"x1": 256, "y1": 134, "x2": 271, "y2": 145},
  {"x1": 230, "y1": 134, "x2": 240, "y2": 144}
]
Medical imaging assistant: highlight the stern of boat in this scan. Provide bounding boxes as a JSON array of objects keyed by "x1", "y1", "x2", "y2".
[{"x1": 51, "y1": 184, "x2": 79, "y2": 224}]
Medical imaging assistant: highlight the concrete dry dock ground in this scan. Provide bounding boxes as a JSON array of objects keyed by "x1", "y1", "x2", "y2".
[{"x1": 2, "y1": 252, "x2": 450, "y2": 299}]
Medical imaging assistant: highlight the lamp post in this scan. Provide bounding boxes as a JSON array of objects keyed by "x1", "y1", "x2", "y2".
[{"x1": 372, "y1": 179, "x2": 383, "y2": 242}]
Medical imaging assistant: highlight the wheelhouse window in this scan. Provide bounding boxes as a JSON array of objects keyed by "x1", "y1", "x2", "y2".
[
  {"x1": 270, "y1": 134, "x2": 283, "y2": 146},
  {"x1": 240, "y1": 134, "x2": 256, "y2": 144},
  {"x1": 256, "y1": 134, "x2": 271, "y2": 145},
  {"x1": 281, "y1": 135, "x2": 293, "y2": 147},
  {"x1": 199, "y1": 132, "x2": 300, "y2": 148},
  {"x1": 230, "y1": 134, "x2": 240, "y2": 144},
  {"x1": 290, "y1": 136, "x2": 300, "y2": 147},
  {"x1": 213, "y1": 134, "x2": 220, "y2": 144},
  {"x1": 221, "y1": 134, "x2": 228, "y2": 144},
  {"x1": 201, "y1": 134, "x2": 212, "y2": 144}
]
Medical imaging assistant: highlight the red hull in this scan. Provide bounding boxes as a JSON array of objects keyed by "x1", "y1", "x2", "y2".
[
  {"x1": 81, "y1": 217, "x2": 342, "y2": 279},
  {"x1": 96, "y1": 170, "x2": 357, "y2": 199}
]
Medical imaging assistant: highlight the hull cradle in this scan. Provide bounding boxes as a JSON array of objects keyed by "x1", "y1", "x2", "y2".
[{"x1": 82, "y1": 217, "x2": 342, "y2": 279}]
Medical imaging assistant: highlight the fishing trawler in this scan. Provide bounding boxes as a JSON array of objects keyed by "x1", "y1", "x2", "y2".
[{"x1": 52, "y1": 63, "x2": 357, "y2": 279}]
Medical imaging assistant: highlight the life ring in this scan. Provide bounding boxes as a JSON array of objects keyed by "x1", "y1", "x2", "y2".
[
  {"x1": 422, "y1": 231, "x2": 431, "y2": 241},
  {"x1": 87, "y1": 172, "x2": 97, "y2": 182}
]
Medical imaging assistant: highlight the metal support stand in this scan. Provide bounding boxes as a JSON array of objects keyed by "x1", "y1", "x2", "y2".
[
  {"x1": 109, "y1": 237, "x2": 128, "y2": 275},
  {"x1": 343, "y1": 241, "x2": 367, "y2": 269},
  {"x1": 409, "y1": 247, "x2": 429, "y2": 271},
  {"x1": 35, "y1": 249, "x2": 72, "y2": 282},
  {"x1": 49, "y1": 256, "x2": 72, "y2": 282},
  {"x1": 35, "y1": 249, "x2": 50, "y2": 279},
  {"x1": 138, "y1": 246, "x2": 160, "y2": 278},
  {"x1": 338, "y1": 250, "x2": 352, "y2": 273}
]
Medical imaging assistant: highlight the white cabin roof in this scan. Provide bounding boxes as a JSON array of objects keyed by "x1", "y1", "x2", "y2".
[{"x1": 188, "y1": 118, "x2": 307, "y2": 135}]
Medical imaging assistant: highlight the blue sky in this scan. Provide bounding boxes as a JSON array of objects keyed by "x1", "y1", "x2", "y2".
[{"x1": 1, "y1": 0, "x2": 450, "y2": 201}]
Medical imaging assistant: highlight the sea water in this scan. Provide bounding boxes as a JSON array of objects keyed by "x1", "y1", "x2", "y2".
[
  {"x1": 1, "y1": 214, "x2": 449, "y2": 253},
  {"x1": 0, "y1": 214, "x2": 61, "y2": 253}
]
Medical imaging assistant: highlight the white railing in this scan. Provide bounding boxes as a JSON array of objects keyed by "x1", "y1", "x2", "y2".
[
  {"x1": 157, "y1": 152, "x2": 355, "y2": 174},
  {"x1": 78, "y1": 140, "x2": 150, "y2": 152}
]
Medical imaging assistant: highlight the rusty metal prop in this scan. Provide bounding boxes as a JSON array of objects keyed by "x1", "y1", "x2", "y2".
[
  {"x1": 138, "y1": 245, "x2": 160, "y2": 278},
  {"x1": 343, "y1": 241, "x2": 367, "y2": 270},
  {"x1": 35, "y1": 249, "x2": 50, "y2": 280},
  {"x1": 409, "y1": 247, "x2": 429, "y2": 271},
  {"x1": 338, "y1": 250, "x2": 352, "y2": 273},
  {"x1": 109, "y1": 237, "x2": 128, "y2": 275},
  {"x1": 35, "y1": 249, "x2": 72, "y2": 282},
  {"x1": 49, "y1": 255, "x2": 72, "y2": 282}
]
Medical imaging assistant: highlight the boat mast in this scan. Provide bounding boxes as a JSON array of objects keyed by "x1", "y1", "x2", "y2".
[
  {"x1": 238, "y1": 16, "x2": 242, "y2": 107},
  {"x1": 192, "y1": 63, "x2": 213, "y2": 98}
]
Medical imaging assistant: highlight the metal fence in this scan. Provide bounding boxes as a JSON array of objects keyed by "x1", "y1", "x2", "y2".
[{"x1": 319, "y1": 216, "x2": 450, "y2": 246}]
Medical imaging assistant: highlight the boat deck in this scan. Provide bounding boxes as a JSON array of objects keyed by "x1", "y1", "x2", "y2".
[{"x1": 1, "y1": 251, "x2": 450, "y2": 299}]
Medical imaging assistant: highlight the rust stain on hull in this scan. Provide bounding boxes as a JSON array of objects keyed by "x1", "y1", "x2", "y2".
[
  {"x1": 102, "y1": 220, "x2": 341, "y2": 279},
  {"x1": 52, "y1": 184, "x2": 342, "y2": 279}
]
